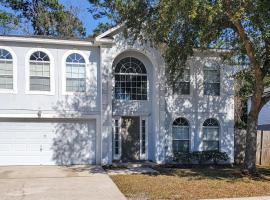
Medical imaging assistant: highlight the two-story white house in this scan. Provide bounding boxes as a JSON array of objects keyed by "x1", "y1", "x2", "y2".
[{"x1": 0, "y1": 25, "x2": 235, "y2": 165}]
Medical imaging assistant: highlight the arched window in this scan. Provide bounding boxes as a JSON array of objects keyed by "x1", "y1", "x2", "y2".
[
  {"x1": 29, "y1": 51, "x2": 50, "y2": 91},
  {"x1": 0, "y1": 49, "x2": 13, "y2": 89},
  {"x1": 172, "y1": 118, "x2": 190, "y2": 154},
  {"x1": 203, "y1": 62, "x2": 220, "y2": 96},
  {"x1": 114, "y1": 57, "x2": 147, "y2": 100},
  {"x1": 66, "y1": 53, "x2": 86, "y2": 92},
  {"x1": 203, "y1": 118, "x2": 219, "y2": 151}
]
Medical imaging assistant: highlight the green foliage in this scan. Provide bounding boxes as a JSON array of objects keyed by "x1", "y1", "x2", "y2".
[
  {"x1": 89, "y1": 0, "x2": 270, "y2": 89},
  {"x1": 92, "y1": 22, "x2": 113, "y2": 37},
  {"x1": 0, "y1": 10, "x2": 20, "y2": 34},
  {"x1": 89, "y1": 0, "x2": 270, "y2": 171},
  {"x1": 1, "y1": 0, "x2": 85, "y2": 37},
  {"x1": 174, "y1": 151, "x2": 229, "y2": 165}
]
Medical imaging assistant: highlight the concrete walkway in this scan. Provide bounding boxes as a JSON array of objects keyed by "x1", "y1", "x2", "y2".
[{"x1": 0, "y1": 165, "x2": 126, "y2": 200}]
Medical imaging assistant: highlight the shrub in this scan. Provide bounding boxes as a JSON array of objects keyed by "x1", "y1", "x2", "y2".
[{"x1": 174, "y1": 150, "x2": 229, "y2": 165}]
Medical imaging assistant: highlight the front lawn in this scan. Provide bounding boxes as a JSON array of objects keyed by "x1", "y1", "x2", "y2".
[{"x1": 110, "y1": 166, "x2": 270, "y2": 200}]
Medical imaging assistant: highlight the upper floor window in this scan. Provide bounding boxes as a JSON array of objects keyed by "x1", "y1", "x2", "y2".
[
  {"x1": 66, "y1": 53, "x2": 86, "y2": 92},
  {"x1": 172, "y1": 117, "x2": 190, "y2": 154},
  {"x1": 174, "y1": 67, "x2": 190, "y2": 95},
  {"x1": 0, "y1": 49, "x2": 13, "y2": 89},
  {"x1": 202, "y1": 118, "x2": 219, "y2": 151},
  {"x1": 203, "y1": 63, "x2": 220, "y2": 96},
  {"x1": 29, "y1": 51, "x2": 50, "y2": 91},
  {"x1": 114, "y1": 57, "x2": 147, "y2": 100}
]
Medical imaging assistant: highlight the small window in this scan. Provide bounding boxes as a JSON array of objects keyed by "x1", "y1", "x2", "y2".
[
  {"x1": 174, "y1": 67, "x2": 190, "y2": 95},
  {"x1": 203, "y1": 63, "x2": 220, "y2": 96},
  {"x1": 29, "y1": 51, "x2": 50, "y2": 91},
  {"x1": 202, "y1": 118, "x2": 219, "y2": 151},
  {"x1": 172, "y1": 118, "x2": 190, "y2": 154},
  {"x1": 141, "y1": 120, "x2": 146, "y2": 154},
  {"x1": 0, "y1": 49, "x2": 13, "y2": 89},
  {"x1": 114, "y1": 57, "x2": 147, "y2": 100},
  {"x1": 114, "y1": 120, "x2": 120, "y2": 156},
  {"x1": 66, "y1": 53, "x2": 86, "y2": 92}
]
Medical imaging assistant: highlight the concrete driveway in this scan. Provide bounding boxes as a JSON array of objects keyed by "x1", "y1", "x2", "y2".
[{"x1": 0, "y1": 165, "x2": 126, "y2": 200}]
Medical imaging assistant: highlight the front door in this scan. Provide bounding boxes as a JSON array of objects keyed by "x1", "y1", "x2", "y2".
[{"x1": 121, "y1": 117, "x2": 140, "y2": 161}]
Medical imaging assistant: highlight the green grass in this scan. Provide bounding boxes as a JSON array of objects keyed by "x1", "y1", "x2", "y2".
[{"x1": 110, "y1": 166, "x2": 270, "y2": 200}]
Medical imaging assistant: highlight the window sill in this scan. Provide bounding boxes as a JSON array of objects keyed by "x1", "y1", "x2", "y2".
[
  {"x1": 25, "y1": 91, "x2": 55, "y2": 96},
  {"x1": 0, "y1": 89, "x2": 17, "y2": 94}
]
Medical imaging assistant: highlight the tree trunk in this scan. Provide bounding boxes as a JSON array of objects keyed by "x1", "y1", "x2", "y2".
[{"x1": 243, "y1": 111, "x2": 259, "y2": 173}]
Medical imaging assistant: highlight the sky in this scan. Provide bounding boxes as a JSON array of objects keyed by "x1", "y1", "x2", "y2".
[
  {"x1": 0, "y1": 0, "x2": 109, "y2": 36},
  {"x1": 59, "y1": 0, "x2": 107, "y2": 35}
]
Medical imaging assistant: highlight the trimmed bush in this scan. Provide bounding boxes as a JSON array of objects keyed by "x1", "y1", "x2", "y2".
[{"x1": 174, "y1": 150, "x2": 229, "y2": 165}]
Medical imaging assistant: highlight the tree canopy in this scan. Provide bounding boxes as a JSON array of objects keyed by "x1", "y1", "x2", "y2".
[
  {"x1": 89, "y1": 0, "x2": 270, "y2": 173},
  {"x1": 1, "y1": 0, "x2": 86, "y2": 38}
]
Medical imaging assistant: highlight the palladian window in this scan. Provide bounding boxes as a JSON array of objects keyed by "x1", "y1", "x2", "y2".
[
  {"x1": 29, "y1": 51, "x2": 50, "y2": 91},
  {"x1": 172, "y1": 117, "x2": 190, "y2": 154},
  {"x1": 0, "y1": 49, "x2": 13, "y2": 89},
  {"x1": 114, "y1": 57, "x2": 147, "y2": 100},
  {"x1": 202, "y1": 118, "x2": 220, "y2": 151}
]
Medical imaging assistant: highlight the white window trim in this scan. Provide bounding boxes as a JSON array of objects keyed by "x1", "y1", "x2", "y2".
[
  {"x1": 201, "y1": 118, "x2": 221, "y2": 151},
  {"x1": 203, "y1": 61, "x2": 221, "y2": 96},
  {"x1": 171, "y1": 118, "x2": 191, "y2": 154},
  {"x1": 113, "y1": 116, "x2": 148, "y2": 161},
  {"x1": 113, "y1": 57, "x2": 149, "y2": 101},
  {"x1": 62, "y1": 50, "x2": 90, "y2": 95},
  {"x1": 25, "y1": 48, "x2": 55, "y2": 95},
  {"x1": 0, "y1": 46, "x2": 17, "y2": 94}
]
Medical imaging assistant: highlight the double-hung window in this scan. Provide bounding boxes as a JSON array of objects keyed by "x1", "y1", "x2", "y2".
[
  {"x1": 203, "y1": 63, "x2": 220, "y2": 96},
  {"x1": 0, "y1": 49, "x2": 13, "y2": 90},
  {"x1": 66, "y1": 53, "x2": 86, "y2": 92},
  {"x1": 29, "y1": 51, "x2": 50, "y2": 91},
  {"x1": 172, "y1": 118, "x2": 190, "y2": 154},
  {"x1": 175, "y1": 67, "x2": 190, "y2": 95},
  {"x1": 202, "y1": 118, "x2": 220, "y2": 151}
]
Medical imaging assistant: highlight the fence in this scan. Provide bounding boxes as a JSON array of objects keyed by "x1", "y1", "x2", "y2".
[
  {"x1": 234, "y1": 129, "x2": 270, "y2": 166},
  {"x1": 256, "y1": 130, "x2": 270, "y2": 166}
]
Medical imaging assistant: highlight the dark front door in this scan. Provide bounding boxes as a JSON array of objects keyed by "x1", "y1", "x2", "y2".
[{"x1": 121, "y1": 117, "x2": 140, "y2": 161}]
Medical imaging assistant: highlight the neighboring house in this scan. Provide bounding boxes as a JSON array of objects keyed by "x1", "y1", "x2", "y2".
[
  {"x1": 0, "y1": 25, "x2": 235, "y2": 165},
  {"x1": 247, "y1": 87, "x2": 270, "y2": 130}
]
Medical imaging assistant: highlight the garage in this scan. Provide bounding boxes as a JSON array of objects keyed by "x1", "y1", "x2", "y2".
[{"x1": 0, "y1": 120, "x2": 96, "y2": 165}]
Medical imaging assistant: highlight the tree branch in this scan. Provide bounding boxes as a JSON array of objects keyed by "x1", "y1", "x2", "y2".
[
  {"x1": 224, "y1": 0, "x2": 258, "y2": 67},
  {"x1": 260, "y1": 92, "x2": 270, "y2": 110}
]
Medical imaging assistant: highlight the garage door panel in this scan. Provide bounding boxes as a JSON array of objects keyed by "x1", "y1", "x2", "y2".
[{"x1": 0, "y1": 121, "x2": 96, "y2": 165}]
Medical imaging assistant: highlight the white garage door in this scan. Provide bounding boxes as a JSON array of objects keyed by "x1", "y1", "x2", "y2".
[{"x1": 0, "y1": 120, "x2": 96, "y2": 165}]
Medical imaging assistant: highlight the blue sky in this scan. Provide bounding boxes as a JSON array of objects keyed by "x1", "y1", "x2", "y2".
[
  {"x1": 59, "y1": 0, "x2": 109, "y2": 35},
  {"x1": 0, "y1": 0, "x2": 109, "y2": 36}
]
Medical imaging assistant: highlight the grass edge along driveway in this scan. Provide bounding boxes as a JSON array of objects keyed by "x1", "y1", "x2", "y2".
[{"x1": 110, "y1": 166, "x2": 270, "y2": 200}]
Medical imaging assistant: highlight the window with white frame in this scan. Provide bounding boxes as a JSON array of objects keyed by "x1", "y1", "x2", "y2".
[
  {"x1": 0, "y1": 49, "x2": 13, "y2": 89},
  {"x1": 203, "y1": 63, "x2": 220, "y2": 96},
  {"x1": 29, "y1": 51, "x2": 50, "y2": 91},
  {"x1": 66, "y1": 53, "x2": 86, "y2": 92},
  {"x1": 114, "y1": 57, "x2": 147, "y2": 100},
  {"x1": 202, "y1": 118, "x2": 219, "y2": 151},
  {"x1": 175, "y1": 67, "x2": 190, "y2": 95},
  {"x1": 172, "y1": 118, "x2": 190, "y2": 154}
]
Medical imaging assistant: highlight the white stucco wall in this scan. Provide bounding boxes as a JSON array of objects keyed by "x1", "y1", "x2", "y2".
[
  {"x1": 0, "y1": 32, "x2": 235, "y2": 165},
  {"x1": 164, "y1": 52, "x2": 235, "y2": 163},
  {"x1": 0, "y1": 42, "x2": 100, "y2": 118}
]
